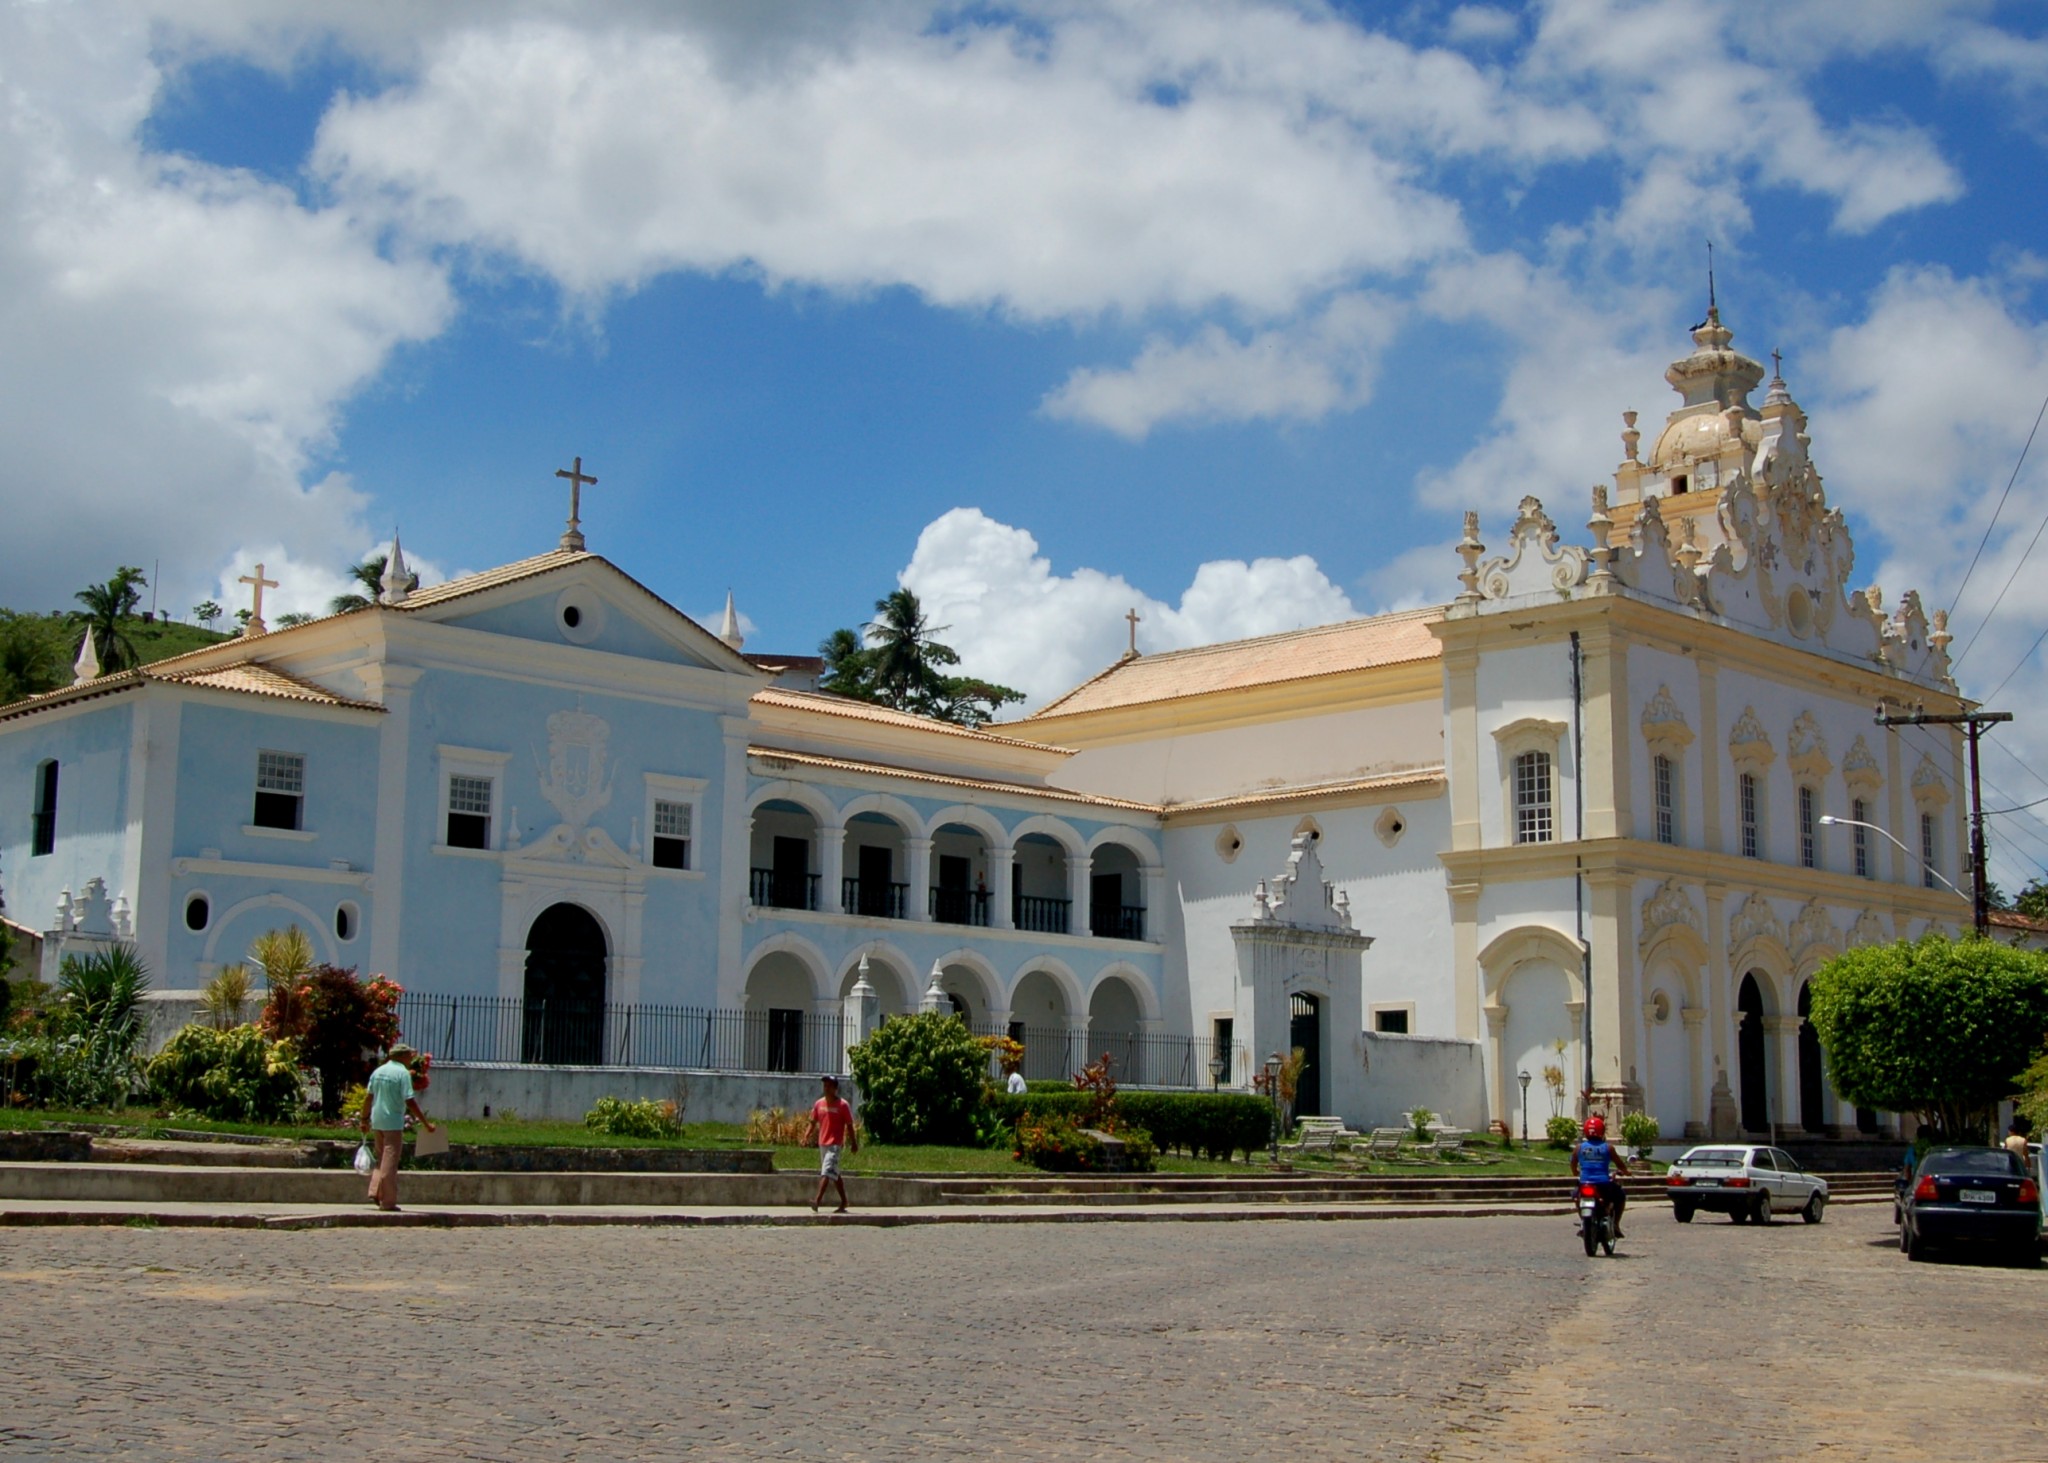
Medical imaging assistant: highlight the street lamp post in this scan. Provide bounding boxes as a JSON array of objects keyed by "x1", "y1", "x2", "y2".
[
  {"x1": 1208, "y1": 1049, "x2": 1229, "y2": 1091},
  {"x1": 1518, "y1": 1069, "x2": 1532, "y2": 1144},
  {"x1": 1818, "y1": 815, "x2": 1969, "y2": 900}
]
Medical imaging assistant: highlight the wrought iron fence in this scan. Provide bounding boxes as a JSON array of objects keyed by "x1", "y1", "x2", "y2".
[
  {"x1": 1089, "y1": 904, "x2": 1147, "y2": 941},
  {"x1": 929, "y1": 887, "x2": 992, "y2": 927},
  {"x1": 749, "y1": 868, "x2": 820, "y2": 911},
  {"x1": 397, "y1": 993, "x2": 845, "y2": 1075},
  {"x1": 1012, "y1": 894, "x2": 1071, "y2": 934},
  {"x1": 841, "y1": 877, "x2": 908, "y2": 920}
]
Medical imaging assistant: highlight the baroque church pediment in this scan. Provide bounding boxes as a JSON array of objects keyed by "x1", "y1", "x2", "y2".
[
  {"x1": 1638, "y1": 877, "x2": 1702, "y2": 948},
  {"x1": 1473, "y1": 497, "x2": 1589, "y2": 602},
  {"x1": 1728, "y1": 706, "x2": 1775, "y2": 771},
  {"x1": 1728, "y1": 892, "x2": 1786, "y2": 955},
  {"x1": 1849, "y1": 908, "x2": 1891, "y2": 948},
  {"x1": 1640, "y1": 685, "x2": 1694, "y2": 753},
  {"x1": 1787, "y1": 711, "x2": 1831, "y2": 780},
  {"x1": 1788, "y1": 898, "x2": 1841, "y2": 961},
  {"x1": 1842, "y1": 735, "x2": 1882, "y2": 794}
]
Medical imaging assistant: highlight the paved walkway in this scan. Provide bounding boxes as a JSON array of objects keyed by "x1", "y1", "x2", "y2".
[{"x1": 0, "y1": 1204, "x2": 2036, "y2": 1460}]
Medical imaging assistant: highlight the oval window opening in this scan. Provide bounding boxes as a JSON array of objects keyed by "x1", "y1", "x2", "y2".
[
  {"x1": 335, "y1": 903, "x2": 357, "y2": 942},
  {"x1": 562, "y1": 605, "x2": 583, "y2": 629},
  {"x1": 184, "y1": 895, "x2": 209, "y2": 932}
]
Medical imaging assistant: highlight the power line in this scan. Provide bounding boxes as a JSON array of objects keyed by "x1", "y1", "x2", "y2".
[
  {"x1": 1946, "y1": 386, "x2": 2048, "y2": 632},
  {"x1": 1950, "y1": 490, "x2": 2048, "y2": 673},
  {"x1": 1981, "y1": 618, "x2": 2048, "y2": 703},
  {"x1": 1987, "y1": 791, "x2": 2048, "y2": 815}
]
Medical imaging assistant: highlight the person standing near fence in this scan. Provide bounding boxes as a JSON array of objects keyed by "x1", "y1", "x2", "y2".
[
  {"x1": 360, "y1": 1043, "x2": 435, "y2": 1212},
  {"x1": 806, "y1": 1074, "x2": 859, "y2": 1214}
]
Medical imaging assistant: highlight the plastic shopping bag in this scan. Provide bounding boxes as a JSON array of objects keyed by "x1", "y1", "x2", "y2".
[{"x1": 353, "y1": 1141, "x2": 375, "y2": 1176}]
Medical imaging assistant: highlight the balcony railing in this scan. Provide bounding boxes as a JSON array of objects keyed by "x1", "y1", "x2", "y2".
[
  {"x1": 398, "y1": 992, "x2": 845, "y2": 1074},
  {"x1": 929, "y1": 886, "x2": 992, "y2": 927},
  {"x1": 1012, "y1": 893, "x2": 1071, "y2": 934},
  {"x1": 842, "y1": 877, "x2": 908, "y2": 920},
  {"x1": 749, "y1": 868, "x2": 820, "y2": 911},
  {"x1": 1090, "y1": 904, "x2": 1147, "y2": 941},
  {"x1": 1000, "y1": 1023, "x2": 1244, "y2": 1088}
]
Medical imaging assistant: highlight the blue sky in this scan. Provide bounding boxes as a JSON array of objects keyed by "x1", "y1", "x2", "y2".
[{"x1": 4, "y1": 0, "x2": 2048, "y2": 884}]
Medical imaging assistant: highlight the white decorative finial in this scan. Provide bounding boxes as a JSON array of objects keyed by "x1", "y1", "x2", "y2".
[
  {"x1": 922, "y1": 961, "x2": 949, "y2": 1015},
  {"x1": 73, "y1": 628, "x2": 101, "y2": 684},
  {"x1": 379, "y1": 534, "x2": 412, "y2": 606},
  {"x1": 718, "y1": 590, "x2": 745, "y2": 651}
]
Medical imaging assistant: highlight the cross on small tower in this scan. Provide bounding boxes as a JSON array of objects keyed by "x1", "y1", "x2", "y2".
[
  {"x1": 1771, "y1": 348, "x2": 1783, "y2": 379},
  {"x1": 555, "y1": 455, "x2": 598, "y2": 551},
  {"x1": 1125, "y1": 606, "x2": 1142, "y2": 657},
  {"x1": 237, "y1": 563, "x2": 279, "y2": 637}
]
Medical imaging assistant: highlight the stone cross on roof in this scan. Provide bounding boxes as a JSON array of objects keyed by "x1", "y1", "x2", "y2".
[
  {"x1": 555, "y1": 456, "x2": 597, "y2": 551},
  {"x1": 1125, "y1": 607, "x2": 1142, "y2": 657},
  {"x1": 238, "y1": 563, "x2": 279, "y2": 637}
]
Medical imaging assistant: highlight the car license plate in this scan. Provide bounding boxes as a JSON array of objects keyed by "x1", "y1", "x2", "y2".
[
  {"x1": 1959, "y1": 1189, "x2": 1996, "y2": 1204},
  {"x1": 1692, "y1": 1177, "x2": 1719, "y2": 1186}
]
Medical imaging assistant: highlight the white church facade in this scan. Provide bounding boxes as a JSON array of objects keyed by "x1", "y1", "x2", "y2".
[{"x1": 0, "y1": 311, "x2": 1974, "y2": 1138}]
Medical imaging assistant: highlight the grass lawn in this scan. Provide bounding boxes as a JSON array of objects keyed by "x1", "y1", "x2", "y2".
[{"x1": 0, "y1": 1107, "x2": 752, "y2": 1149}]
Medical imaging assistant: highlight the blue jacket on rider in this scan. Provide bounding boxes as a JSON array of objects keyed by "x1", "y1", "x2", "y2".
[{"x1": 1576, "y1": 1138, "x2": 1616, "y2": 1183}]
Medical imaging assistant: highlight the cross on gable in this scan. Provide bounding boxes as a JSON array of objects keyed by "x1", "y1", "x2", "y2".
[
  {"x1": 1125, "y1": 606, "x2": 1142, "y2": 657},
  {"x1": 238, "y1": 563, "x2": 279, "y2": 637},
  {"x1": 555, "y1": 456, "x2": 598, "y2": 551}
]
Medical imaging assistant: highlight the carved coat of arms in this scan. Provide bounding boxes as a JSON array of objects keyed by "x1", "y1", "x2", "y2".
[{"x1": 536, "y1": 709, "x2": 614, "y2": 832}]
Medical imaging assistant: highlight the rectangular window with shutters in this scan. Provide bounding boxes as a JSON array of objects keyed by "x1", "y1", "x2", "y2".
[
  {"x1": 252, "y1": 751, "x2": 304, "y2": 831},
  {"x1": 1739, "y1": 773, "x2": 1760, "y2": 859},
  {"x1": 445, "y1": 775, "x2": 492, "y2": 849},
  {"x1": 1852, "y1": 798, "x2": 1871, "y2": 878},
  {"x1": 1921, "y1": 813, "x2": 1938, "y2": 889},
  {"x1": 1653, "y1": 754, "x2": 1676, "y2": 845},
  {"x1": 1798, "y1": 785, "x2": 1817, "y2": 869},
  {"x1": 651, "y1": 799, "x2": 692, "y2": 870},
  {"x1": 1513, "y1": 750, "x2": 1553, "y2": 845}
]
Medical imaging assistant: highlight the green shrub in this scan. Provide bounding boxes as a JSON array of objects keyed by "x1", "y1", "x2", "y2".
[
  {"x1": 847, "y1": 1013, "x2": 986, "y2": 1144},
  {"x1": 1406, "y1": 1106, "x2": 1437, "y2": 1140},
  {"x1": 989, "y1": 1089, "x2": 1270, "y2": 1161},
  {"x1": 0, "y1": 946, "x2": 153, "y2": 1109},
  {"x1": 583, "y1": 1096, "x2": 683, "y2": 1139},
  {"x1": 1016, "y1": 1114, "x2": 1105, "y2": 1170},
  {"x1": 1619, "y1": 1110, "x2": 1661, "y2": 1155},
  {"x1": 1545, "y1": 1115, "x2": 1581, "y2": 1149},
  {"x1": 1117, "y1": 1127, "x2": 1158, "y2": 1172},
  {"x1": 147, "y1": 1023, "x2": 304, "y2": 1122}
]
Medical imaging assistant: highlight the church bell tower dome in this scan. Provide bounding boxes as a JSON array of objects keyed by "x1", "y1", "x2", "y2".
[{"x1": 1646, "y1": 306, "x2": 1766, "y2": 481}]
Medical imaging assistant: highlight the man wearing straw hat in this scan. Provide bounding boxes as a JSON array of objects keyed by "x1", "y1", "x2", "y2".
[{"x1": 359, "y1": 1043, "x2": 436, "y2": 1212}]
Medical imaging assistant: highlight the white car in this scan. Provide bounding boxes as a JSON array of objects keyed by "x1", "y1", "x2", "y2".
[{"x1": 1665, "y1": 1144, "x2": 1828, "y2": 1225}]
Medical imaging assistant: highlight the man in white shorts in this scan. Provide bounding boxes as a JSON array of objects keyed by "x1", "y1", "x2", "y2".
[{"x1": 807, "y1": 1074, "x2": 859, "y2": 1214}]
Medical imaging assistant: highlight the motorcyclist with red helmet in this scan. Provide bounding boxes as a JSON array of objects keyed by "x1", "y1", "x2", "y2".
[{"x1": 1571, "y1": 1115, "x2": 1632, "y2": 1237}]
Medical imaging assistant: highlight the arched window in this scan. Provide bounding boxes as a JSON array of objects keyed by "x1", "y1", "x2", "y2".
[{"x1": 1512, "y1": 750, "x2": 1554, "y2": 845}]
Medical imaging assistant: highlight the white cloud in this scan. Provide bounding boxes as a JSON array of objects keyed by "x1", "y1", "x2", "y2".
[
  {"x1": 207, "y1": 537, "x2": 456, "y2": 625},
  {"x1": 1041, "y1": 293, "x2": 1401, "y2": 439},
  {"x1": 1444, "y1": 7, "x2": 1521, "y2": 46},
  {"x1": 0, "y1": 6, "x2": 451, "y2": 619},
  {"x1": 896, "y1": 507, "x2": 1355, "y2": 705}
]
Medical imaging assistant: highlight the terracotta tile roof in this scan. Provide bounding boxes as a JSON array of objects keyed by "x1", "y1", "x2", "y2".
[
  {"x1": 748, "y1": 747, "x2": 1158, "y2": 813},
  {"x1": 1990, "y1": 908, "x2": 2048, "y2": 935},
  {"x1": 390, "y1": 549, "x2": 590, "y2": 609},
  {"x1": 752, "y1": 687, "x2": 1070, "y2": 752},
  {"x1": 1162, "y1": 766, "x2": 1446, "y2": 815},
  {"x1": 0, "y1": 659, "x2": 382, "y2": 722},
  {"x1": 154, "y1": 661, "x2": 384, "y2": 711},
  {"x1": 1022, "y1": 606, "x2": 1445, "y2": 721}
]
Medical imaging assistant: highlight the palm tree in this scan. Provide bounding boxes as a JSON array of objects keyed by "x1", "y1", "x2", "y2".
[
  {"x1": 70, "y1": 572, "x2": 146, "y2": 673},
  {"x1": 330, "y1": 554, "x2": 411, "y2": 614},
  {"x1": 276, "y1": 612, "x2": 315, "y2": 628},
  {"x1": 864, "y1": 588, "x2": 960, "y2": 709},
  {"x1": 192, "y1": 600, "x2": 223, "y2": 629},
  {"x1": 818, "y1": 626, "x2": 876, "y2": 698}
]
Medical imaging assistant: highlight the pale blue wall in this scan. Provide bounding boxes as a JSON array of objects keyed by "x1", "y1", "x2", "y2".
[
  {"x1": 447, "y1": 597, "x2": 712, "y2": 668},
  {"x1": 0, "y1": 700, "x2": 135, "y2": 942}
]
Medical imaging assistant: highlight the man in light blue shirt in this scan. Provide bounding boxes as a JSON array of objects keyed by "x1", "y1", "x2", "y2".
[{"x1": 359, "y1": 1043, "x2": 434, "y2": 1211}]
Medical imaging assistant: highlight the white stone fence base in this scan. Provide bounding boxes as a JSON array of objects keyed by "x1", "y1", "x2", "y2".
[{"x1": 419, "y1": 1063, "x2": 848, "y2": 1126}]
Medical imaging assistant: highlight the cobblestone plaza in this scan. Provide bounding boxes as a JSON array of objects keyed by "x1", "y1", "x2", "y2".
[{"x1": 1, "y1": 1209, "x2": 2041, "y2": 1460}]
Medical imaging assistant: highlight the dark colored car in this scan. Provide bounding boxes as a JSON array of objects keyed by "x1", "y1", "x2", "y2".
[{"x1": 1899, "y1": 1146, "x2": 2041, "y2": 1264}]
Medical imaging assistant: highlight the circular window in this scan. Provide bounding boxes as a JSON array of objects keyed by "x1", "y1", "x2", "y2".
[
  {"x1": 1374, "y1": 807, "x2": 1407, "y2": 848},
  {"x1": 335, "y1": 902, "x2": 359, "y2": 943},
  {"x1": 554, "y1": 588, "x2": 605, "y2": 644},
  {"x1": 1785, "y1": 586, "x2": 1814, "y2": 639},
  {"x1": 1216, "y1": 826, "x2": 1243, "y2": 863},
  {"x1": 183, "y1": 894, "x2": 210, "y2": 932}
]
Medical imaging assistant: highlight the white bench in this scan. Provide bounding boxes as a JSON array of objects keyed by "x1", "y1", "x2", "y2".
[
  {"x1": 1283, "y1": 1116, "x2": 1357, "y2": 1153},
  {"x1": 1422, "y1": 1127, "x2": 1468, "y2": 1156},
  {"x1": 1364, "y1": 1127, "x2": 1408, "y2": 1157}
]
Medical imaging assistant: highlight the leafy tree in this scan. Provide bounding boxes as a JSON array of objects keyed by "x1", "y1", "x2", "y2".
[
  {"x1": 2015, "y1": 878, "x2": 2048, "y2": 923},
  {"x1": 817, "y1": 589, "x2": 1024, "y2": 729},
  {"x1": 1807, "y1": 933, "x2": 2048, "y2": 1140},
  {"x1": 2019, "y1": 1043, "x2": 2048, "y2": 1133},
  {"x1": 846, "y1": 1012, "x2": 988, "y2": 1144},
  {"x1": 192, "y1": 600, "x2": 223, "y2": 629},
  {"x1": 275, "y1": 612, "x2": 314, "y2": 628},
  {"x1": 259, "y1": 963, "x2": 402, "y2": 1118},
  {"x1": 69, "y1": 567, "x2": 148, "y2": 673},
  {"x1": 0, "y1": 615, "x2": 63, "y2": 703}
]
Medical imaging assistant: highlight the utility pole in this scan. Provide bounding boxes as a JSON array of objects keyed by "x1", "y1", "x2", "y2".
[{"x1": 1876, "y1": 706, "x2": 2013, "y2": 936}]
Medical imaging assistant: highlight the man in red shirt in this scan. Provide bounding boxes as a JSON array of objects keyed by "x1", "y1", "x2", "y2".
[{"x1": 807, "y1": 1074, "x2": 860, "y2": 1214}]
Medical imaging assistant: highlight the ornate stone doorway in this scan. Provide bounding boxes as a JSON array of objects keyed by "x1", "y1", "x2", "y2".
[
  {"x1": 1736, "y1": 973, "x2": 1769, "y2": 1134},
  {"x1": 1290, "y1": 991, "x2": 1323, "y2": 1119},
  {"x1": 523, "y1": 903, "x2": 608, "y2": 1065}
]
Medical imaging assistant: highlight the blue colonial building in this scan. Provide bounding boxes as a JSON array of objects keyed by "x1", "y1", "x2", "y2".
[{"x1": 0, "y1": 532, "x2": 1173, "y2": 1087}]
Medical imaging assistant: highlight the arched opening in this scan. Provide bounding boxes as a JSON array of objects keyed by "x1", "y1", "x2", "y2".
[
  {"x1": 1009, "y1": 968, "x2": 1072, "y2": 1080},
  {"x1": 844, "y1": 811, "x2": 909, "y2": 919},
  {"x1": 1012, "y1": 833, "x2": 1072, "y2": 934},
  {"x1": 840, "y1": 955, "x2": 911, "y2": 1019},
  {"x1": 750, "y1": 799, "x2": 821, "y2": 911},
  {"x1": 936, "y1": 962, "x2": 996, "y2": 1032},
  {"x1": 1796, "y1": 981, "x2": 1827, "y2": 1135},
  {"x1": 1737, "y1": 973, "x2": 1770, "y2": 1134},
  {"x1": 523, "y1": 903, "x2": 607, "y2": 1065},
  {"x1": 1087, "y1": 974, "x2": 1145, "y2": 1082},
  {"x1": 1290, "y1": 992, "x2": 1325, "y2": 1119},
  {"x1": 929, "y1": 822, "x2": 995, "y2": 927},
  {"x1": 1644, "y1": 976, "x2": 1687, "y2": 1133},
  {"x1": 745, "y1": 952, "x2": 817, "y2": 1073},
  {"x1": 1500, "y1": 960, "x2": 1576, "y2": 1130},
  {"x1": 1088, "y1": 843, "x2": 1145, "y2": 940}
]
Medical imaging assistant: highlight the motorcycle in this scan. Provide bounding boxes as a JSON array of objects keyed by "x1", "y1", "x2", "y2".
[{"x1": 1578, "y1": 1182, "x2": 1617, "y2": 1256}]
